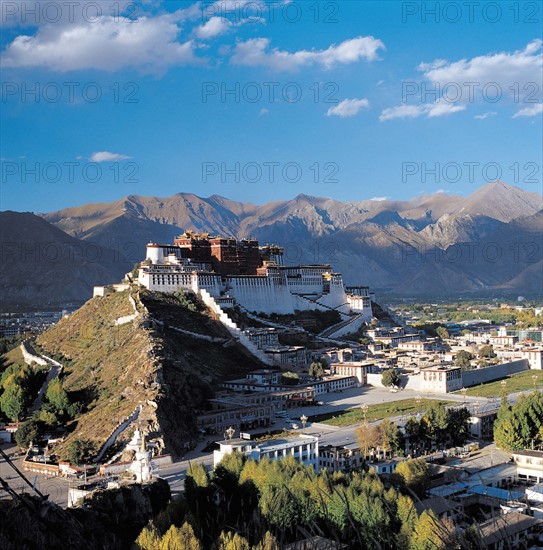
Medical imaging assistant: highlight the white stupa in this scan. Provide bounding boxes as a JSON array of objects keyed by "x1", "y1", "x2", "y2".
[
  {"x1": 130, "y1": 433, "x2": 152, "y2": 483},
  {"x1": 126, "y1": 429, "x2": 143, "y2": 452}
]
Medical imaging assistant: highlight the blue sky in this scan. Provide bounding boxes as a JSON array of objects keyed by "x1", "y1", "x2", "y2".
[{"x1": 1, "y1": 0, "x2": 542, "y2": 212}]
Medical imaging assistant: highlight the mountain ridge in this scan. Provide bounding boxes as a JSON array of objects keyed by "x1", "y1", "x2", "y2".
[{"x1": 2, "y1": 181, "x2": 541, "y2": 304}]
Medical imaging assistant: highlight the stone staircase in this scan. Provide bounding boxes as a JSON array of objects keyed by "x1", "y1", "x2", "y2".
[
  {"x1": 199, "y1": 290, "x2": 273, "y2": 365},
  {"x1": 319, "y1": 313, "x2": 365, "y2": 339},
  {"x1": 291, "y1": 293, "x2": 350, "y2": 320}
]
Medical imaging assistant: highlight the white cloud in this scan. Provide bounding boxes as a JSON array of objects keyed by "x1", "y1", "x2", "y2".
[
  {"x1": 379, "y1": 101, "x2": 465, "y2": 121},
  {"x1": 230, "y1": 35, "x2": 384, "y2": 71},
  {"x1": 381, "y1": 40, "x2": 542, "y2": 121},
  {"x1": 259, "y1": 108, "x2": 269, "y2": 116},
  {"x1": 427, "y1": 102, "x2": 465, "y2": 118},
  {"x1": 90, "y1": 151, "x2": 130, "y2": 162},
  {"x1": 196, "y1": 17, "x2": 231, "y2": 39},
  {"x1": 326, "y1": 98, "x2": 369, "y2": 118},
  {"x1": 379, "y1": 105, "x2": 422, "y2": 121},
  {"x1": 1, "y1": 8, "x2": 202, "y2": 72},
  {"x1": 512, "y1": 103, "x2": 543, "y2": 118},
  {"x1": 370, "y1": 196, "x2": 388, "y2": 201},
  {"x1": 474, "y1": 111, "x2": 498, "y2": 120},
  {"x1": 419, "y1": 40, "x2": 543, "y2": 105}
]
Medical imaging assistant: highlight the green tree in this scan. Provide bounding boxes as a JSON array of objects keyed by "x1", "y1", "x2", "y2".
[
  {"x1": 454, "y1": 351, "x2": 473, "y2": 370},
  {"x1": 45, "y1": 378, "x2": 70, "y2": 415},
  {"x1": 280, "y1": 371, "x2": 300, "y2": 386},
  {"x1": 309, "y1": 361, "x2": 324, "y2": 380},
  {"x1": 252, "y1": 532, "x2": 279, "y2": 550},
  {"x1": 14, "y1": 418, "x2": 40, "y2": 449},
  {"x1": 494, "y1": 391, "x2": 543, "y2": 451},
  {"x1": 410, "y1": 510, "x2": 452, "y2": 549},
  {"x1": 446, "y1": 407, "x2": 470, "y2": 446},
  {"x1": 0, "y1": 383, "x2": 26, "y2": 421},
  {"x1": 396, "y1": 494, "x2": 417, "y2": 548},
  {"x1": 159, "y1": 523, "x2": 201, "y2": 550},
  {"x1": 215, "y1": 531, "x2": 250, "y2": 550},
  {"x1": 376, "y1": 419, "x2": 402, "y2": 456},
  {"x1": 479, "y1": 344, "x2": 496, "y2": 359},
  {"x1": 393, "y1": 459, "x2": 429, "y2": 498},
  {"x1": 381, "y1": 369, "x2": 401, "y2": 388},
  {"x1": 135, "y1": 525, "x2": 161, "y2": 550},
  {"x1": 436, "y1": 327, "x2": 449, "y2": 340},
  {"x1": 63, "y1": 438, "x2": 97, "y2": 465}
]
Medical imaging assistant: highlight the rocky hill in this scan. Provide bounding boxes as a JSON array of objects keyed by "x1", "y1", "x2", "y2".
[{"x1": 34, "y1": 287, "x2": 265, "y2": 457}]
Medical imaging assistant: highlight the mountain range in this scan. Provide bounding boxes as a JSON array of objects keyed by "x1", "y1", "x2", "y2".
[{"x1": 1, "y1": 181, "x2": 542, "y2": 307}]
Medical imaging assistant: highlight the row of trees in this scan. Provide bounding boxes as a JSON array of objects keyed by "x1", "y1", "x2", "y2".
[
  {"x1": 355, "y1": 418, "x2": 404, "y2": 458},
  {"x1": 404, "y1": 403, "x2": 470, "y2": 454},
  {"x1": 14, "y1": 377, "x2": 80, "y2": 449},
  {"x1": 494, "y1": 391, "x2": 543, "y2": 451},
  {"x1": 0, "y1": 362, "x2": 46, "y2": 421},
  {"x1": 135, "y1": 453, "x2": 483, "y2": 549}
]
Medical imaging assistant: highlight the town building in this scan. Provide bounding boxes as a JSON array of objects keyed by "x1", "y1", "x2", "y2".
[
  {"x1": 264, "y1": 345, "x2": 308, "y2": 368},
  {"x1": 330, "y1": 362, "x2": 368, "y2": 385},
  {"x1": 419, "y1": 365, "x2": 463, "y2": 393},
  {"x1": 220, "y1": 370, "x2": 281, "y2": 392},
  {"x1": 213, "y1": 434, "x2": 319, "y2": 471},
  {"x1": 244, "y1": 328, "x2": 280, "y2": 349},
  {"x1": 479, "y1": 512, "x2": 543, "y2": 550},
  {"x1": 197, "y1": 403, "x2": 273, "y2": 435},
  {"x1": 469, "y1": 409, "x2": 498, "y2": 440},
  {"x1": 306, "y1": 375, "x2": 358, "y2": 395},
  {"x1": 512, "y1": 450, "x2": 543, "y2": 484}
]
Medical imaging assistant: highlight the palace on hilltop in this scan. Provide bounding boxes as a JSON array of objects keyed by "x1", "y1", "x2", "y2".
[{"x1": 135, "y1": 231, "x2": 372, "y2": 319}]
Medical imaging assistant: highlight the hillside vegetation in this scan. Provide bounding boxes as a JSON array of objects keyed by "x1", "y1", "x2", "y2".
[{"x1": 35, "y1": 288, "x2": 264, "y2": 457}]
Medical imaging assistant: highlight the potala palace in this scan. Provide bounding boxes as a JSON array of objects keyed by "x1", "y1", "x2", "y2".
[{"x1": 135, "y1": 232, "x2": 372, "y2": 321}]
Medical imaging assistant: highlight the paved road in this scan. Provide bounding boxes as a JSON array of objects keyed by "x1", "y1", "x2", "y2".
[{"x1": 0, "y1": 443, "x2": 71, "y2": 507}]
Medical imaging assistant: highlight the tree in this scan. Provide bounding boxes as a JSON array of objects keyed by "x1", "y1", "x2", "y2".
[
  {"x1": 396, "y1": 495, "x2": 417, "y2": 548},
  {"x1": 454, "y1": 351, "x2": 473, "y2": 370},
  {"x1": 446, "y1": 407, "x2": 470, "y2": 446},
  {"x1": 253, "y1": 532, "x2": 279, "y2": 550},
  {"x1": 376, "y1": 419, "x2": 402, "y2": 456},
  {"x1": 355, "y1": 423, "x2": 379, "y2": 460},
  {"x1": 494, "y1": 391, "x2": 543, "y2": 451},
  {"x1": 0, "y1": 383, "x2": 26, "y2": 421},
  {"x1": 14, "y1": 418, "x2": 40, "y2": 449},
  {"x1": 215, "y1": 531, "x2": 250, "y2": 550},
  {"x1": 479, "y1": 344, "x2": 496, "y2": 359},
  {"x1": 280, "y1": 371, "x2": 300, "y2": 386},
  {"x1": 45, "y1": 378, "x2": 71, "y2": 415},
  {"x1": 381, "y1": 369, "x2": 401, "y2": 388},
  {"x1": 63, "y1": 438, "x2": 97, "y2": 465},
  {"x1": 393, "y1": 459, "x2": 429, "y2": 497},
  {"x1": 410, "y1": 510, "x2": 452, "y2": 550},
  {"x1": 159, "y1": 524, "x2": 201, "y2": 550},
  {"x1": 309, "y1": 361, "x2": 324, "y2": 380},
  {"x1": 135, "y1": 525, "x2": 160, "y2": 550},
  {"x1": 436, "y1": 327, "x2": 449, "y2": 340}
]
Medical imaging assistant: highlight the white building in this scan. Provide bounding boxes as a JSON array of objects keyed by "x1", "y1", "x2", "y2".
[
  {"x1": 330, "y1": 362, "x2": 367, "y2": 385},
  {"x1": 419, "y1": 365, "x2": 463, "y2": 393},
  {"x1": 136, "y1": 242, "x2": 372, "y2": 319},
  {"x1": 213, "y1": 434, "x2": 319, "y2": 471},
  {"x1": 512, "y1": 450, "x2": 543, "y2": 484}
]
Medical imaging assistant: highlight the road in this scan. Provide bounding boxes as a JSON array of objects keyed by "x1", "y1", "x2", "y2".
[
  {"x1": 0, "y1": 443, "x2": 71, "y2": 507},
  {"x1": 154, "y1": 384, "x2": 538, "y2": 493}
]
